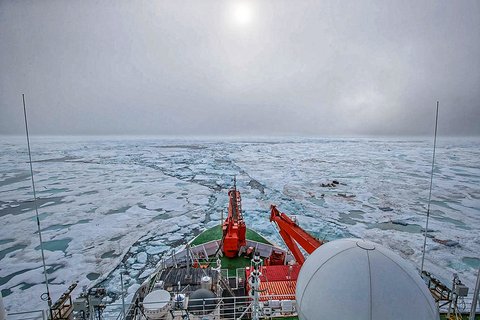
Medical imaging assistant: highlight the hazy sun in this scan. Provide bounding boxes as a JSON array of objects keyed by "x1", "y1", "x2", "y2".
[{"x1": 231, "y1": 2, "x2": 254, "y2": 27}]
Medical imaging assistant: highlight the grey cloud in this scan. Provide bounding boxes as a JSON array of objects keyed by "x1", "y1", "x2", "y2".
[{"x1": 1, "y1": 0, "x2": 479, "y2": 136}]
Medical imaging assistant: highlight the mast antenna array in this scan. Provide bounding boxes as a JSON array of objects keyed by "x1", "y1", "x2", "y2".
[
  {"x1": 22, "y1": 94, "x2": 53, "y2": 312},
  {"x1": 421, "y1": 101, "x2": 439, "y2": 273}
]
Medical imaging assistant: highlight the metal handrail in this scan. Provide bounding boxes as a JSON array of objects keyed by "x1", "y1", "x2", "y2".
[{"x1": 102, "y1": 294, "x2": 297, "y2": 320}]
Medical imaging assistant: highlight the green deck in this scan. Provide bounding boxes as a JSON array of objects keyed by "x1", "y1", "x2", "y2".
[
  {"x1": 190, "y1": 225, "x2": 271, "y2": 246},
  {"x1": 190, "y1": 225, "x2": 272, "y2": 276},
  {"x1": 219, "y1": 255, "x2": 254, "y2": 277}
]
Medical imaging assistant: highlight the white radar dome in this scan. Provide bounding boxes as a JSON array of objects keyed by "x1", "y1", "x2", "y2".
[
  {"x1": 296, "y1": 238, "x2": 439, "y2": 320},
  {"x1": 143, "y1": 289, "x2": 171, "y2": 319}
]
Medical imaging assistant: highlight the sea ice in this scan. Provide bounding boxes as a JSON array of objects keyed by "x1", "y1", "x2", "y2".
[
  {"x1": 146, "y1": 246, "x2": 167, "y2": 255},
  {"x1": 135, "y1": 252, "x2": 147, "y2": 264},
  {"x1": 0, "y1": 136, "x2": 479, "y2": 313}
]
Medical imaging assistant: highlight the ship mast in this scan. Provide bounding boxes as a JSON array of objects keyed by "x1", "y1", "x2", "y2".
[{"x1": 421, "y1": 101, "x2": 439, "y2": 273}]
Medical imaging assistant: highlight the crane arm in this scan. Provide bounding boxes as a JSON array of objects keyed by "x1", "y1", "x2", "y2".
[
  {"x1": 277, "y1": 228, "x2": 307, "y2": 265},
  {"x1": 269, "y1": 205, "x2": 323, "y2": 265}
]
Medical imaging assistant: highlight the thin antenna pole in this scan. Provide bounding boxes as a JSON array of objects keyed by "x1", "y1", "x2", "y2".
[
  {"x1": 22, "y1": 94, "x2": 53, "y2": 311},
  {"x1": 421, "y1": 101, "x2": 439, "y2": 273},
  {"x1": 120, "y1": 270, "x2": 126, "y2": 319},
  {"x1": 470, "y1": 266, "x2": 480, "y2": 320}
]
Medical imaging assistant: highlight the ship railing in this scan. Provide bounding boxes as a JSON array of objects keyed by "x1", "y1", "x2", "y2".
[
  {"x1": 189, "y1": 239, "x2": 291, "y2": 261},
  {"x1": 4, "y1": 309, "x2": 47, "y2": 320},
  {"x1": 153, "y1": 240, "x2": 291, "y2": 272},
  {"x1": 438, "y1": 290, "x2": 480, "y2": 314},
  {"x1": 422, "y1": 270, "x2": 480, "y2": 315},
  {"x1": 155, "y1": 240, "x2": 219, "y2": 270},
  {"x1": 102, "y1": 294, "x2": 297, "y2": 320}
]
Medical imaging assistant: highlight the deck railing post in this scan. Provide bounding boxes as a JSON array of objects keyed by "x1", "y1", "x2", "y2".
[
  {"x1": 120, "y1": 271, "x2": 126, "y2": 319},
  {"x1": 470, "y1": 267, "x2": 480, "y2": 320},
  {"x1": 172, "y1": 249, "x2": 177, "y2": 268}
]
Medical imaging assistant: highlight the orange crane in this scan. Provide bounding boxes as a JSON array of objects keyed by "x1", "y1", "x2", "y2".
[
  {"x1": 221, "y1": 181, "x2": 246, "y2": 258},
  {"x1": 269, "y1": 205, "x2": 323, "y2": 265}
]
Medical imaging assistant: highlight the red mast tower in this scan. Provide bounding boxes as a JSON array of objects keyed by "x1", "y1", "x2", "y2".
[{"x1": 222, "y1": 178, "x2": 246, "y2": 258}]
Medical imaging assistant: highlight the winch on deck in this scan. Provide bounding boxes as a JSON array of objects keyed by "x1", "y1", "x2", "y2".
[{"x1": 221, "y1": 179, "x2": 246, "y2": 258}]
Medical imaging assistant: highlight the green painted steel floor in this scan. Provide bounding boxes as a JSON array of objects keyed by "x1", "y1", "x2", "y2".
[
  {"x1": 219, "y1": 255, "x2": 253, "y2": 277},
  {"x1": 190, "y1": 225, "x2": 271, "y2": 246}
]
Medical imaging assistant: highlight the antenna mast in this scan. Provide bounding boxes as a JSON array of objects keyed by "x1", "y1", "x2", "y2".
[
  {"x1": 22, "y1": 94, "x2": 53, "y2": 312},
  {"x1": 421, "y1": 101, "x2": 439, "y2": 273}
]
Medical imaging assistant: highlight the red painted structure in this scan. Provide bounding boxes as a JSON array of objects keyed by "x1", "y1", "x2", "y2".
[
  {"x1": 269, "y1": 205, "x2": 323, "y2": 265},
  {"x1": 221, "y1": 185, "x2": 246, "y2": 258},
  {"x1": 245, "y1": 265, "x2": 301, "y2": 300},
  {"x1": 246, "y1": 264, "x2": 301, "y2": 282}
]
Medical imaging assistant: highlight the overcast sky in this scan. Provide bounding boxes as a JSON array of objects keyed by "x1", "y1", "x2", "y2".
[{"x1": 1, "y1": 0, "x2": 479, "y2": 136}]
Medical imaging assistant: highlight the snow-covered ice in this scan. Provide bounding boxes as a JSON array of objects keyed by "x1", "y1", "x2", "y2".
[{"x1": 0, "y1": 136, "x2": 479, "y2": 312}]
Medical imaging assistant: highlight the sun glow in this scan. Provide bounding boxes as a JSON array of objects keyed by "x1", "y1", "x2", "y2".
[{"x1": 230, "y1": 2, "x2": 254, "y2": 27}]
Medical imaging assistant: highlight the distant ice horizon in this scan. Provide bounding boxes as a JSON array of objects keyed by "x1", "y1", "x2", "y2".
[{"x1": 2, "y1": 133, "x2": 479, "y2": 141}]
